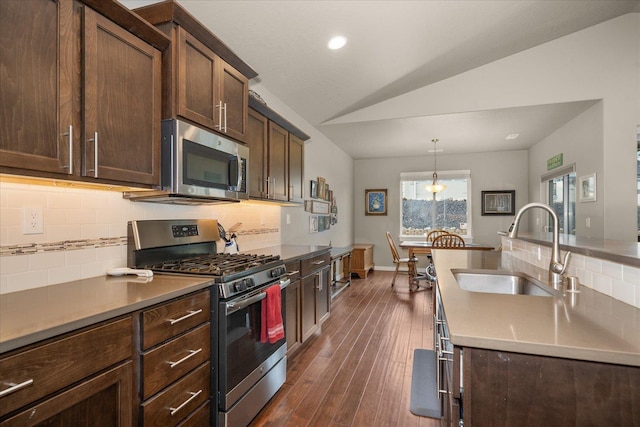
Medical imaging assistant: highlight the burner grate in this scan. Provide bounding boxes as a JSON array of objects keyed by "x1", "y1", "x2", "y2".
[{"x1": 145, "y1": 253, "x2": 280, "y2": 277}]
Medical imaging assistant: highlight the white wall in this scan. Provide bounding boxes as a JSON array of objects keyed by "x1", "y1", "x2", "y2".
[
  {"x1": 347, "y1": 13, "x2": 640, "y2": 241},
  {"x1": 354, "y1": 150, "x2": 528, "y2": 269},
  {"x1": 528, "y1": 102, "x2": 605, "y2": 237}
]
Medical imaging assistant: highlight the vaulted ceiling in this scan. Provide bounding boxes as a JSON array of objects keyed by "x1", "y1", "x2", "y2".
[{"x1": 122, "y1": 0, "x2": 639, "y2": 158}]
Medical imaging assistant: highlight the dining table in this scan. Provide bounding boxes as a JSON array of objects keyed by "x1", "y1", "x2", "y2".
[
  {"x1": 399, "y1": 240, "x2": 496, "y2": 258},
  {"x1": 399, "y1": 240, "x2": 496, "y2": 288}
]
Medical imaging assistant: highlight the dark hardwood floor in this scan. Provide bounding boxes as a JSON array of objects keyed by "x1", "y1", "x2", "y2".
[{"x1": 250, "y1": 270, "x2": 441, "y2": 427}]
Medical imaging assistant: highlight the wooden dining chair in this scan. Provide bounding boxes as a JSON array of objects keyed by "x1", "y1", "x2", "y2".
[
  {"x1": 385, "y1": 232, "x2": 412, "y2": 287},
  {"x1": 431, "y1": 233, "x2": 466, "y2": 248},
  {"x1": 426, "y1": 229, "x2": 449, "y2": 242}
]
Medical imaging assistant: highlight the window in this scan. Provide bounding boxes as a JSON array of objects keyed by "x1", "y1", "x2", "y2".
[
  {"x1": 400, "y1": 170, "x2": 471, "y2": 237},
  {"x1": 542, "y1": 164, "x2": 575, "y2": 235}
]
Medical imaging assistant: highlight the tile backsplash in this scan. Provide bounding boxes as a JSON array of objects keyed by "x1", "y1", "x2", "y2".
[
  {"x1": 502, "y1": 236, "x2": 640, "y2": 309},
  {"x1": 0, "y1": 181, "x2": 281, "y2": 294}
]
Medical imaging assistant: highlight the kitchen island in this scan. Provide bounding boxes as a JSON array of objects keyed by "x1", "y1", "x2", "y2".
[{"x1": 432, "y1": 248, "x2": 640, "y2": 426}]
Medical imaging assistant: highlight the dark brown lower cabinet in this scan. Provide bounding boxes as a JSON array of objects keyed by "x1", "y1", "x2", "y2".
[
  {"x1": 452, "y1": 347, "x2": 640, "y2": 427},
  {"x1": 1, "y1": 362, "x2": 133, "y2": 426},
  {"x1": 285, "y1": 275, "x2": 302, "y2": 357}
]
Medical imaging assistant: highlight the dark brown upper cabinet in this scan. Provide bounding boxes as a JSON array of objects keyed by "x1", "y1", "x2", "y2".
[
  {"x1": 134, "y1": 0, "x2": 255, "y2": 143},
  {"x1": 0, "y1": 0, "x2": 168, "y2": 187}
]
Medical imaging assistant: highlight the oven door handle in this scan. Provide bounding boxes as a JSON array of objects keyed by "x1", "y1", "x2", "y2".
[{"x1": 225, "y1": 279, "x2": 290, "y2": 316}]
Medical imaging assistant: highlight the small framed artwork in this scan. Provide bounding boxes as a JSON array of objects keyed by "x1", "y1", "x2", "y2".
[
  {"x1": 310, "y1": 180, "x2": 318, "y2": 199},
  {"x1": 481, "y1": 190, "x2": 515, "y2": 215},
  {"x1": 309, "y1": 215, "x2": 318, "y2": 233},
  {"x1": 310, "y1": 200, "x2": 330, "y2": 214},
  {"x1": 365, "y1": 189, "x2": 387, "y2": 216},
  {"x1": 317, "y1": 177, "x2": 326, "y2": 200},
  {"x1": 324, "y1": 184, "x2": 330, "y2": 201},
  {"x1": 579, "y1": 173, "x2": 596, "y2": 202}
]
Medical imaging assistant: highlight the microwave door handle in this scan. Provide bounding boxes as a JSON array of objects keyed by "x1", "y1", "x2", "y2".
[{"x1": 235, "y1": 153, "x2": 242, "y2": 190}]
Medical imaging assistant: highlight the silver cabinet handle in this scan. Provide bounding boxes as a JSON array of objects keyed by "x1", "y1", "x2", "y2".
[
  {"x1": 285, "y1": 271, "x2": 300, "y2": 276},
  {"x1": 87, "y1": 131, "x2": 98, "y2": 178},
  {"x1": 311, "y1": 260, "x2": 326, "y2": 265},
  {"x1": 62, "y1": 125, "x2": 73, "y2": 173},
  {"x1": 168, "y1": 348, "x2": 202, "y2": 368},
  {"x1": 0, "y1": 379, "x2": 34, "y2": 398},
  {"x1": 169, "y1": 389, "x2": 202, "y2": 416},
  {"x1": 223, "y1": 102, "x2": 228, "y2": 132},
  {"x1": 216, "y1": 101, "x2": 223, "y2": 131},
  {"x1": 168, "y1": 309, "x2": 202, "y2": 325}
]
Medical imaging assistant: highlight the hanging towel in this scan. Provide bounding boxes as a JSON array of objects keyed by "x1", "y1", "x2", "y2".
[{"x1": 261, "y1": 284, "x2": 285, "y2": 344}]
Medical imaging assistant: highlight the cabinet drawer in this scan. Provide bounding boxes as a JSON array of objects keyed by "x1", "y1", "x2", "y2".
[
  {"x1": 142, "y1": 362, "x2": 210, "y2": 427},
  {"x1": 142, "y1": 290, "x2": 210, "y2": 350},
  {"x1": 285, "y1": 260, "x2": 301, "y2": 281},
  {"x1": 142, "y1": 323, "x2": 211, "y2": 399},
  {"x1": 177, "y1": 400, "x2": 210, "y2": 427},
  {"x1": 0, "y1": 317, "x2": 132, "y2": 417},
  {"x1": 301, "y1": 253, "x2": 330, "y2": 276}
]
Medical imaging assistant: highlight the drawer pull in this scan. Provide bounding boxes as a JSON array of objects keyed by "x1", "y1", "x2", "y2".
[
  {"x1": 168, "y1": 348, "x2": 202, "y2": 368},
  {"x1": 0, "y1": 379, "x2": 34, "y2": 398},
  {"x1": 285, "y1": 270, "x2": 300, "y2": 276},
  {"x1": 311, "y1": 260, "x2": 325, "y2": 265},
  {"x1": 169, "y1": 389, "x2": 202, "y2": 416},
  {"x1": 168, "y1": 309, "x2": 203, "y2": 325}
]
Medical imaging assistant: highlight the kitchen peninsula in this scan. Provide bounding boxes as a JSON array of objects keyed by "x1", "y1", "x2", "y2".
[{"x1": 432, "y1": 248, "x2": 640, "y2": 426}]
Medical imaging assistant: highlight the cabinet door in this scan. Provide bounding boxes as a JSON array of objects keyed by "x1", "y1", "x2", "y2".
[
  {"x1": 288, "y1": 133, "x2": 304, "y2": 203},
  {"x1": 218, "y1": 59, "x2": 248, "y2": 142},
  {"x1": 285, "y1": 279, "x2": 302, "y2": 357},
  {"x1": 177, "y1": 27, "x2": 217, "y2": 130},
  {"x1": 316, "y1": 267, "x2": 330, "y2": 324},
  {"x1": 82, "y1": 7, "x2": 161, "y2": 185},
  {"x1": 247, "y1": 109, "x2": 268, "y2": 198},
  {"x1": 301, "y1": 274, "x2": 319, "y2": 342},
  {"x1": 267, "y1": 121, "x2": 289, "y2": 201},
  {"x1": 1, "y1": 361, "x2": 133, "y2": 427},
  {"x1": 0, "y1": 0, "x2": 75, "y2": 176}
]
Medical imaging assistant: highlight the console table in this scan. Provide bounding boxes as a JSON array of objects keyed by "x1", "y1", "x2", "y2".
[
  {"x1": 330, "y1": 246, "x2": 352, "y2": 298},
  {"x1": 351, "y1": 244, "x2": 374, "y2": 279}
]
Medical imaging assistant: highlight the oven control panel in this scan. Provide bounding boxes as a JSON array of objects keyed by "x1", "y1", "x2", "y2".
[
  {"x1": 171, "y1": 224, "x2": 199, "y2": 237},
  {"x1": 220, "y1": 265, "x2": 287, "y2": 299}
]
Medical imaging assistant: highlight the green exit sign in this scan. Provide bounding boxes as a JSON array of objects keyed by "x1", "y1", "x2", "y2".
[{"x1": 547, "y1": 153, "x2": 563, "y2": 170}]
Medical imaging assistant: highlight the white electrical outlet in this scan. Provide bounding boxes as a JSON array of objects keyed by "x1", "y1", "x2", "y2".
[
  {"x1": 586, "y1": 217, "x2": 591, "y2": 228},
  {"x1": 286, "y1": 214, "x2": 291, "y2": 225},
  {"x1": 23, "y1": 207, "x2": 44, "y2": 234}
]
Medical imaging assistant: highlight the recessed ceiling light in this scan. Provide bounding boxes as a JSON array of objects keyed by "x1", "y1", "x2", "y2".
[
  {"x1": 505, "y1": 133, "x2": 519, "y2": 140},
  {"x1": 328, "y1": 35, "x2": 347, "y2": 50}
]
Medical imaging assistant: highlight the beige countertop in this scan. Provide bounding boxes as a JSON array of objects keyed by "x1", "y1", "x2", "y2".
[
  {"x1": 0, "y1": 244, "x2": 329, "y2": 354},
  {"x1": 0, "y1": 274, "x2": 213, "y2": 354},
  {"x1": 434, "y1": 249, "x2": 640, "y2": 367}
]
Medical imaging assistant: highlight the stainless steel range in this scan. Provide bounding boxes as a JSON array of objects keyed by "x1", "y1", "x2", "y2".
[{"x1": 127, "y1": 219, "x2": 289, "y2": 427}]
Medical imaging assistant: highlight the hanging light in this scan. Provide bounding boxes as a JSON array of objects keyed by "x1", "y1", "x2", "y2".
[{"x1": 425, "y1": 138, "x2": 446, "y2": 193}]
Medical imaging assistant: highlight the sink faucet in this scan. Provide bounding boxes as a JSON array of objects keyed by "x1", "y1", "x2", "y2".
[{"x1": 508, "y1": 202, "x2": 571, "y2": 289}]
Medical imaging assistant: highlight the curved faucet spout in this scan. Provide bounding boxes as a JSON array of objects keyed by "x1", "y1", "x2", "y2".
[{"x1": 508, "y1": 202, "x2": 571, "y2": 289}]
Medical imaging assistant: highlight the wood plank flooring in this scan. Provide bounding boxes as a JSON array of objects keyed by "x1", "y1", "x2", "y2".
[{"x1": 250, "y1": 270, "x2": 441, "y2": 427}]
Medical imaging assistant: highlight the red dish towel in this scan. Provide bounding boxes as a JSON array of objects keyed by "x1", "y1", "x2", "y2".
[{"x1": 261, "y1": 284, "x2": 285, "y2": 344}]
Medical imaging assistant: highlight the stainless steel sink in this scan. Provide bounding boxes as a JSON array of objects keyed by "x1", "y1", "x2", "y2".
[{"x1": 452, "y1": 269, "x2": 560, "y2": 297}]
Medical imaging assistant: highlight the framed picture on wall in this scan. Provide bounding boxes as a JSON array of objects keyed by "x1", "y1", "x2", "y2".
[
  {"x1": 309, "y1": 215, "x2": 318, "y2": 233},
  {"x1": 579, "y1": 173, "x2": 596, "y2": 202},
  {"x1": 481, "y1": 190, "x2": 515, "y2": 215},
  {"x1": 365, "y1": 189, "x2": 387, "y2": 216},
  {"x1": 310, "y1": 180, "x2": 318, "y2": 199}
]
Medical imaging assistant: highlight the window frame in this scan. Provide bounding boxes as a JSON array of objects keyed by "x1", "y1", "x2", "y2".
[{"x1": 399, "y1": 170, "x2": 472, "y2": 240}]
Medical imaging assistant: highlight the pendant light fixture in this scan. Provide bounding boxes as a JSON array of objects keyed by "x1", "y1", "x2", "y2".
[{"x1": 425, "y1": 138, "x2": 446, "y2": 193}]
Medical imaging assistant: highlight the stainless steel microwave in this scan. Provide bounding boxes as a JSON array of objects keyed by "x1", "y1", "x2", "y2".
[{"x1": 125, "y1": 119, "x2": 249, "y2": 204}]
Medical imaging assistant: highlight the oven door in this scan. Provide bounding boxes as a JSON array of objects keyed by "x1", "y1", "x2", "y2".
[{"x1": 218, "y1": 279, "x2": 289, "y2": 411}]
